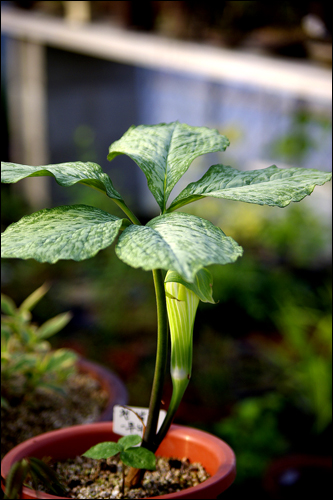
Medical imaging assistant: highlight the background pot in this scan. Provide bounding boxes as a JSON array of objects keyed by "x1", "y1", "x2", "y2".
[
  {"x1": 1, "y1": 422, "x2": 236, "y2": 499},
  {"x1": 77, "y1": 358, "x2": 128, "y2": 421},
  {"x1": 262, "y1": 453, "x2": 332, "y2": 499}
]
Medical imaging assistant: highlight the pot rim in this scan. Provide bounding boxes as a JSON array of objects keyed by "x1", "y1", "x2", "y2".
[{"x1": 1, "y1": 422, "x2": 236, "y2": 499}]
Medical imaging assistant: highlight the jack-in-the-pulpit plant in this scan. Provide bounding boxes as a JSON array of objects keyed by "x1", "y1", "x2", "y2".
[{"x1": 1, "y1": 122, "x2": 332, "y2": 487}]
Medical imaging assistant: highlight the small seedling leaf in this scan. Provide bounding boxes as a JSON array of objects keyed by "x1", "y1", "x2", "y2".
[
  {"x1": 120, "y1": 447, "x2": 156, "y2": 470},
  {"x1": 82, "y1": 441, "x2": 122, "y2": 459},
  {"x1": 118, "y1": 434, "x2": 142, "y2": 450}
]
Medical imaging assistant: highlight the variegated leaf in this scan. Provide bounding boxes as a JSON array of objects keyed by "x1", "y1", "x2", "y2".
[
  {"x1": 1, "y1": 161, "x2": 122, "y2": 200},
  {"x1": 107, "y1": 122, "x2": 229, "y2": 212},
  {"x1": 116, "y1": 212, "x2": 242, "y2": 282},
  {"x1": 168, "y1": 164, "x2": 332, "y2": 211},
  {"x1": 1, "y1": 205, "x2": 128, "y2": 263}
]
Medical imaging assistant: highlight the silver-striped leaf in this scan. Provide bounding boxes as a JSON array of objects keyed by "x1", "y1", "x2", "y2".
[
  {"x1": 168, "y1": 164, "x2": 332, "y2": 211},
  {"x1": 107, "y1": 122, "x2": 229, "y2": 212},
  {"x1": 1, "y1": 161, "x2": 122, "y2": 200},
  {"x1": 1, "y1": 205, "x2": 128, "y2": 263},
  {"x1": 116, "y1": 212, "x2": 243, "y2": 282}
]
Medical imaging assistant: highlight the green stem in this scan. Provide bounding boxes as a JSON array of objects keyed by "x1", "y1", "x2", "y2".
[
  {"x1": 122, "y1": 464, "x2": 125, "y2": 495},
  {"x1": 155, "y1": 381, "x2": 188, "y2": 449},
  {"x1": 143, "y1": 269, "x2": 168, "y2": 451},
  {"x1": 113, "y1": 200, "x2": 169, "y2": 452},
  {"x1": 113, "y1": 199, "x2": 141, "y2": 225}
]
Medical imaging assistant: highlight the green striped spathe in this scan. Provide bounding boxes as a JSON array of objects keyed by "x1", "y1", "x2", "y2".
[{"x1": 165, "y1": 274, "x2": 200, "y2": 402}]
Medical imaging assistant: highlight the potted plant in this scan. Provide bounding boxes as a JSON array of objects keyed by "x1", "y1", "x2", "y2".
[
  {"x1": 1, "y1": 283, "x2": 128, "y2": 459},
  {"x1": 1, "y1": 121, "x2": 331, "y2": 498}
]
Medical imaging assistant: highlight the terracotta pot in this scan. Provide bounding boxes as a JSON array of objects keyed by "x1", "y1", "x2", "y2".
[
  {"x1": 77, "y1": 358, "x2": 128, "y2": 421},
  {"x1": 1, "y1": 422, "x2": 236, "y2": 499}
]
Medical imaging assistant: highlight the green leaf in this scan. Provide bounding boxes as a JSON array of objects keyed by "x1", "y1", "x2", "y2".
[
  {"x1": 35, "y1": 382, "x2": 67, "y2": 398},
  {"x1": 165, "y1": 268, "x2": 215, "y2": 304},
  {"x1": 118, "y1": 434, "x2": 142, "y2": 450},
  {"x1": 120, "y1": 447, "x2": 156, "y2": 470},
  {"x1": 82, "y1": 441, "x2": 122, "y2": 459},
  {"x1": 1, "y1": 205, "x2": 128, "y2": 263},
  {"x1": 168, "y1": 164, "x2": 332, "y2": 211},
  {"x1": 4, "y1": 458, "x2": 29, "y2": 499},
  {"x1": 1, "y1": 294, "x2": 17, "y2": 316},
  {"x1": 1, "y1": 161, "x2": 123, "y2": 200},
  {"x1": 6, "y1": 354, "x2": 38, "y2": 375},
  {"x1": 107, "y1": 122, "x2": 229, "y2": 212},
  {"x1": 1, "y1": 325, "x2": 12, "y2": 349},
  {"x1": 42, "y1": 348, "x2": 77, "y2": 372},
  {"x1": 19, "y1": 283, "x2": 50, "y2": 314},
  {"x1": 36, "y1": 312, "x2": 73, "y2": 340},
  {"x1": 116, "y1": 212, "x2": 243, "y2": 283},
  {"x1": 28, "y1": 457, "x2": 68, "y2": 496},
  {"x1": 1, "y1": 396, "x2": 10, "y2": 409}
]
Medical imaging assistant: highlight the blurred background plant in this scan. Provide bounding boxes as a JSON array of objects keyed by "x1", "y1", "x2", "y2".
[
  {"x1": 1, "y1": 283, "x2": 76, "y2": 407},
  {"x1": 214, "y1": 394, "x2": 288, "y2": 487},
  {"x1": 212, "y1": 287, "x2": 332, "y2": 496},
  {"x1": 268, "y1": 108, "x2": 332, "y2": 166},
  {"x1": 1, "y1": 283, "x2": 110, "y2": 462},
  {"x1": 265, "y1": 292, "x2": 332, "y2": 435}
]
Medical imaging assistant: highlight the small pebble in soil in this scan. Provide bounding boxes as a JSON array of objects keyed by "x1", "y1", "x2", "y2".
[{"x1": 29, "y1": 454, "x2": 210, "y2": 499}]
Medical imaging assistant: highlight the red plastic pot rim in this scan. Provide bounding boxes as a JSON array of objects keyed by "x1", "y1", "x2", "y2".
[{"x1": 1, "y1": 422, "x2": 236, "y2": 499}]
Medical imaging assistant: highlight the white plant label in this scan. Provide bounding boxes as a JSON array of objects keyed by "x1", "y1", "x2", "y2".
[{"x1": 113, "y1": 405, "x2": 167, "y2": 437}]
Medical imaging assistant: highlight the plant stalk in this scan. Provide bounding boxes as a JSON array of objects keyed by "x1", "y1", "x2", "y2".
[
  {"x1": 113, "y1": 199, "x2": 141, "y2": 226},
  {"x1": 125, "y1": 268, "x2": 168, "y2": 488},
  {"x1": 155, "y1": 382, "x2": 187, "y2": 448},
  {"x1": 143, "y1": 268, "x2": 168, "y2": 449}
]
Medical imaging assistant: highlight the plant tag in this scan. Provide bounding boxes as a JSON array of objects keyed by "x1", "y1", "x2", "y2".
[{"x1": 113, "y1": 405, "x2": 167, "y2": 437}]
